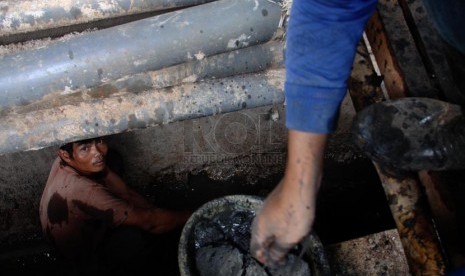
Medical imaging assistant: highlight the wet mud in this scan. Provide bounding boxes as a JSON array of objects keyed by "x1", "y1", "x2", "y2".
[{"x1": 194, "y1": 210, "x2": 310, "y2": 276}]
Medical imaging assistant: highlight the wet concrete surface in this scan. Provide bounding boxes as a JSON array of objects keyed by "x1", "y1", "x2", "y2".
[{"x1": 326, "y1": 229, "x2": 410, "y2": 275}]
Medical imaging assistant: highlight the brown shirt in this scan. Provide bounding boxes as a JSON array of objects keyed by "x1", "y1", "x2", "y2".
[{"x1": 39, "y1": 157, "x2": 133, "y2": 262}]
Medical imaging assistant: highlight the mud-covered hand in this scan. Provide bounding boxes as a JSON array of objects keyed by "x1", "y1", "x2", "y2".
[
  {"x1": 250, "y1": 178, "x2": 316, "y2": 266},
  {"x1": 250, "y1": 131, "x2": 327, "y2": 267}
]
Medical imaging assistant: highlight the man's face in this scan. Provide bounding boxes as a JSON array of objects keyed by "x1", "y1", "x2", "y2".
[{"x1": 67, "y1": 138, "x2": 108, "y2": 175}]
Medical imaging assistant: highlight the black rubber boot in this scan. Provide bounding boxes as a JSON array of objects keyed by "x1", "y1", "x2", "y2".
[{"x1": 352, "y1": 97, "x2": 465, "y2": 172}]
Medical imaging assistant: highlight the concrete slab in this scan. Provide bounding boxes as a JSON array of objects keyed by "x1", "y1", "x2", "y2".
[{"x1": 326, "y1": 229, "x2": 411, "y2": 275}]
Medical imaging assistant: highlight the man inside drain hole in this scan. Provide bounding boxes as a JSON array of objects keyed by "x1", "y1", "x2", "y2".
[{"x1": 39, "y1": 136, "x2": 191, "y2": 275}]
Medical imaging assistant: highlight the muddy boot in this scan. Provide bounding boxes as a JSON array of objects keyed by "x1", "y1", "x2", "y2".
[{"x1": 351, "y1": 97, "x2": 465, "y2": 173}]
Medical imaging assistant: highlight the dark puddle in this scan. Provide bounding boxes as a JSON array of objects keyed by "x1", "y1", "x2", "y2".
[{"x1": 0, "y1": 157, "x2": 395, "y2": 275}]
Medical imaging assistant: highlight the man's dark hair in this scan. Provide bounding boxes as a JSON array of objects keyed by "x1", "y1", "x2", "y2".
[
  {"x1": 60, "y1": 143, "x2": 74, "y2": 159},
  {"x1": 59, "y1": 138, "x2": 105, "y2": 160},
  {"x1": 60, "y1": 137, "x2": 124, "y2": 176}
]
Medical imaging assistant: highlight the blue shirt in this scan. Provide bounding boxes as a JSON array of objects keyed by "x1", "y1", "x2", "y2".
[{"x1": 285, "y1": 0, "x2": 378, "y2": 133}]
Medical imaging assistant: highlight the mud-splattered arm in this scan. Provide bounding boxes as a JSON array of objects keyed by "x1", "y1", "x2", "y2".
[
  {"x1": 102, "y1": 167, "x2": 154, "y2": 209},
  {"x1": 250, "y1": 130, "x2": 327, "y2": 266}
]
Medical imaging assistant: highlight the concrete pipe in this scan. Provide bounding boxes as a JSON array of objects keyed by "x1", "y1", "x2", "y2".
[
  {"x1": 0, "y1": 0, "x2": 217, "y2": 43},
  {"x1": 2, "y1": 41, "x2": 284, "y2": 115},
  {"x1": 0, "y1": 0, "x2": 282, "y2": 110},
  {"x1": 40, "y1": 41, "x2": 284, "y2": 103},
  {"x1": 0, "y1": 68, "x2": 285, "y2": 156},
  {"x1": 107, "y1": 40, "x2": 285, "y2": 91}
]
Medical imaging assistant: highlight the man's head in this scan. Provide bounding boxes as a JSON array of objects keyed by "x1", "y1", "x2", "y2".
[{"x1": 58, "y1": 137, "x2": 108, "y2": 175}]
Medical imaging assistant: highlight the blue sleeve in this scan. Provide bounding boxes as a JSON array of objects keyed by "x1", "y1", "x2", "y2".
[{"x1": 285, "y1": 0, "x2": 378, "y2": 133}]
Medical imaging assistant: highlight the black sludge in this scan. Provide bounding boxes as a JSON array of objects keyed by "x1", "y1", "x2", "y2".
[{"x1": 194, "y1": 210, "x2": 311, "y2": 276}]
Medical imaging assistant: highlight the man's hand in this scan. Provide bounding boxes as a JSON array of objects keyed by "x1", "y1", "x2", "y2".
[
  {"x1": 250, "y1": 130, "x2": 327, "y2": 267},
  {"x1": 250, "y1": 178, "x2": 316, "y2": 266}
]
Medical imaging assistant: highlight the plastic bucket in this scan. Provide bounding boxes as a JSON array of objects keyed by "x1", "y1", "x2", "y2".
[{"x1": 178, "y1": 195, "x2": 331, "y2": 276}]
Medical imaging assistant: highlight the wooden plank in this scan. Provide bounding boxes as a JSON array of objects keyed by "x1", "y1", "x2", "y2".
[
  {"x1": 366, "y1": 0, "x2": 440, "y2": 99},
  {"x1": 348, "y1": 41, "x2": 446, "y2": 275},
  {"x1": 361, "y1": 0, "x2": 465, "y2": 273},
  {"x1": 419, "y1": 171, "x2": 465, "y2": 268},
  {"x1": 398, "y1": 0, "x2": 464, "y2": 104},
  {"x1": 364, "y1": 11, "x2": 406, "y2": 99},
  {"x1": 349, "y1": 42, "x2": 385, "y2": 110},
  {"x1": 375, "y1": 168, "x2": 446, "y2": 275},
  {"x1": 371, "y1": 0, "x2": 465, "y2": 271}
]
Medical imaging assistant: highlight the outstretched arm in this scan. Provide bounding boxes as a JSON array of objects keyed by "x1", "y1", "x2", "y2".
[
  {"x1": 103, "y1": 167, "x2": 193, "y2": 233},
  {"x1": 103, "y1": 167, "x2": 155, "y2": 209},
  {"x1": 250, "y1": 130, "x2": 326, "y2": 265},
  {"x1": 250, "y1": 0, "x2": 378, "y2": 267},
  {"x1": 124, "y1": 206, "x2": 192, "y2": 235}
]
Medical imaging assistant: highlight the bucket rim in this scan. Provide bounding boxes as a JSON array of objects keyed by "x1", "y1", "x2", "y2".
[{"x1": 178, "y1": 194, "x2": 331, "y2": 276}]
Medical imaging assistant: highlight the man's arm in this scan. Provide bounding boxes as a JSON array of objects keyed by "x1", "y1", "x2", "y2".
[
  {"x1": 103, "y1": 167, "x2": 154, "y2": 209},
  {"x1": 285, "y1": 0, "x2": 378, "y2": 134},
  {"x1": 103, "y1": 168, "x2": 193, "y2": 233},
  {"x1": 124, "y1": 206, "x2": 192, "y2": 235},
  {"x1": 250, "y1": 0, "x2": 378, "y2": 266},
  {"x1": 86, "y1": 168, "x2": 192, "y2": 234},
  {"x1": 250, "y1": 130, "x2": 326, "y2": 265}
]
